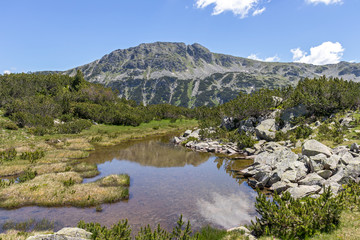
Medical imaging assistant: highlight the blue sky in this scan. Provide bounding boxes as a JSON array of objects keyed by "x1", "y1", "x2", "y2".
[{"x1": 1, "y1": 0, "x2": 359, "y2": 74}]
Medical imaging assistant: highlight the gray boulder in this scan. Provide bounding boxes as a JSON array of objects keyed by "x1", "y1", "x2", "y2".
[
  {"x1": 339, "y1": 151, "x2": 354, "y2": 165},
  {"x1": 255, "y1": 119, "x2": 277, "y2": 141},
  {"x1": 220, "y1": 117, "x2": 238, "y2": 131},
  {"x1": 350, "y1": 143, "x2": 359, "y2": 153},
  {"x1": 317, "y1": 170, "x2": 333, "y2": 179},
  {"x1": 270, "y1": 181, "x2": 297, "y2": 194},
  {"x1": 183, "y1": 130, "x2": 192, "y2": 137},
  {"x1": 302, "y1": 140, "x2": 332, "y2": 157},
  {"x1": 298, "y1": 173, "x2": 325, "y2": 186},
  {"x1": 287, "y1": 185, "x2": 321, "y2": 199},
  {"x1": 26, "y1": 228, "x2": 92, "y2": 240},
  {"x1": 281, "y1": 104, "x2": 309, "y2": 123},
  {"x1": 324, "y1": 155, "x2": 340, "y2": 170}
]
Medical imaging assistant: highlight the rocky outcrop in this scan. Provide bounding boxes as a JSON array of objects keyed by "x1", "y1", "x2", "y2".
[
  {"x1": 26, "y1": 228, "x2": 92, "y2": 240},
  {"x1": 255, "y1": 119, "x2": 277, "y2": 141},
  {"x1": 239, "y1": 139, "x2": 360, "y2": 199}
]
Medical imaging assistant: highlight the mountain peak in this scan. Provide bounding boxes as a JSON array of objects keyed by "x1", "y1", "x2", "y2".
[{"x1": 64, "y1": 42, "x2": 360, "y2": 107}]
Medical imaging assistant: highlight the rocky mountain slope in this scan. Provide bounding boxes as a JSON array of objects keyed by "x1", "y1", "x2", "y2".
[{"x1": 62, "y1": 42, "x2": 360, "y2": 107}]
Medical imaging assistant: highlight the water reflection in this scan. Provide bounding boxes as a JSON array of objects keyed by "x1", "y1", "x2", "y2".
[
  {"x1": 0, "y1": 135, "x2": 255, "y2": 233},
  {"x1": 85, "y1": 136, "x2": 210, "y2": 168},
  {"x1": 197, "y1": 191, "x2": 257, "y2": 229}
]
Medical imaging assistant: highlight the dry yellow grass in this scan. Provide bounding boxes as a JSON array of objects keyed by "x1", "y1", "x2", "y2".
[
  {"x1": 0, "y1": 230, "x2": 52, "y2": 240},
  {"x1": 0, "y1": 172, "x2": 129, "y2": 209}
]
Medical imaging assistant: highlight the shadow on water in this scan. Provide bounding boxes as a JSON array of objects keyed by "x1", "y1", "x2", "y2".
[{"x1": 0, "y1": 134, "x2": 257, "y2": 233}]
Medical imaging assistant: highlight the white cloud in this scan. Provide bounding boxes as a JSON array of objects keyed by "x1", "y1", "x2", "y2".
[
  {"x1": 291, "y1": 41, "x2": 344, "y2": 65},
  {"x1": 248, "y1": 53, "x2": 280, "y2": 62},
  {"x1": 3, "y1": 70, "x2": 11, "y2": 74},
  {"x1": 252, "y1": 7, "x2": 266, "y2": 16},
  {"x1": 306, "y1": 0, "x2": 343, "y2": 5},
  {"x1": 195, "y1": 0, "x2": 266, "y2": 18}
]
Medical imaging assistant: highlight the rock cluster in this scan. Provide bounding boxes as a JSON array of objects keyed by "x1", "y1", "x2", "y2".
[
  {"x1": 240, "y1": 140, "x2": 360, "y2": 199},
  {"x1": 26, "y1": 228, "x2": 92, "y2": 240},
  {"x1": 173, "y1": 129, "x2": 241, "y2": 155}
]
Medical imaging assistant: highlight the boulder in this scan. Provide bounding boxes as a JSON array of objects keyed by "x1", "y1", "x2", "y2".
[
  {"x1": 220, "y1": 117, "x2": 238, "y2": 131},
  {"x1": 188, "y1": 129, "x2": 200, "y2": 139},
  {"x1": 327, "y1": 168, "x2": 353, "y2": 185},
  {"x1": 287, "y1": 185, "x2": 321, "y2": 199},
  {"x1": 324, "y1": 155, "x2": 340, "y2": 170},
  {"x1": 339, "y1": 151, "x2": 354, "y2": 165},
  {"x1": 302, "y1": 140, "x2": 332, "y2": 157},
  {"x1": 272, "y1": 96, "x2": 283, "y2": 107},
  {"x1": 350, "y1": 143, "x2": 360, "y2": 153},
  {"x1": 298, "y1": 173, "x2": 325, "y2": 186},
  {"x1": 183, "y1": 130, "x2": 192, "y2": 137},
  {"x1": 281, "y1": 104, "x2": 309, "y2": 123},
  {"x1": 309, "y1": 154, "x2": 327, "y2": 172},
  {"x1": 317, "y1": 170, "x2": 333, "y2": 179},
  {"x1": 26, "y1": 228, "x2": 92, "y2": 240},
  {"x1": 172, "y1": 137, "x2": 182, "y2": 144},
  {"x1": 255, "y1": 119, "x2": 277, "y2": 141},
  {"x1": 238, "y1": 117, "x2": 257, "y2": 134},
  {"x1": 270, "y1": 181, "x2": 297, "y2": 194}
]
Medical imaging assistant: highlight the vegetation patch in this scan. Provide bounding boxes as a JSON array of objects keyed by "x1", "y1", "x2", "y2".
[{"x1": 0, "y1": 172, "x2": 130, "y2": 208}]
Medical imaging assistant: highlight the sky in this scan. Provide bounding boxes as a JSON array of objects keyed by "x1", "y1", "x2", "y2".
[{"x1": 1, "y1": 0, "x2": 359, "y2": 74}]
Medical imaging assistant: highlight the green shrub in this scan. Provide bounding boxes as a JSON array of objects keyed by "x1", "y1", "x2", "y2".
[
  {"x1": 250, "y1": 187, "x2": 344, "y2": 239},
  {"x1": 293, "y1": 124, "x2": 313, "y2": 139},
  {"x1": 1, "y1": 121, "x2": 18, "y2": 130},
  {"x1": 18, "y1": 169, "x2": 38, "y2": 183},
  {"x1": 78, "y1": 215, "x2": 197, "y2": 240},
  {"x1": 56, "y1": 119, "x2": 92, "y2": 134},
  {"x1": 0, "y1": 179, "x2": 14, "y2": 188},
  {"x1": 63, "y1": 177, "x2": 75, "y2": 187},
  {"x1": 0, "y1": 148, "x2": 17, "y2": 162},
  {"x1": 20, "y1": 150, "x2": 45, "y2": 163},
  {"x1": 236, "y1": 132, "x2": 256, "y2": 149}
]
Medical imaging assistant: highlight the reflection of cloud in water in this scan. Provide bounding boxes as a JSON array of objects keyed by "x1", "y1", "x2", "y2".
[{"x1": 197, "y1": 191, "x2": 257, "y2": 229}]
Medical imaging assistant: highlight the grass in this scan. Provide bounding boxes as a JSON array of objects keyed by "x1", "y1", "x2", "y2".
[{"x1": 0, "y1": 172, "x2": 129, "y2": 208}]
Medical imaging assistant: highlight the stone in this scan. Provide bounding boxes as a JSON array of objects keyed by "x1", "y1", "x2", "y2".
[
  {"x1": 327, "y1": 168, "x2": 352, "y2": 185},
  {"x1": 255, "y1": 119, "x2": 277, "y2": 141},
  {"x1": 281, "y1": 104, "x2": 309, "y2": 123},
  {"x1": 56, "y1": 228, "x2": 92, "y2": 239},
  {"x1": 172, "y1": 137, "x2": 182, "y2": 144},
  {"x1": 344, "y1": 163, "x2": 360, "y2": 178},
  {"x1": 339, "y1": 151, "x2": 354, "y2": 165},
  {"x1": 317, "y1": 170, "x2": 333, "y2": 179},
  {"x1": 183, "y1": 130, "x2": 192, "y2": 137},
  {"x1": 295, "y1": 140, "x2": 302, "y2": 148},
  {"x1": 271, "y1": 181, "x2": 297, "y2": 194},
  {"x1": 188, "y1": 129, "x2": 200, "y2": 139},
  {"x1": 281, "y1": 170, "x2": 297, "y2": 182},
  {"x1": 272, "y1": 96, "x2": 283, "y2": 107},
  {"x1": 266, "y1": 172, "x2": 281, "y2": 187},
  {"x1": 350, "y1": 143, "x2": 360, "y2": 153},
  {"x1": 302, "y1": 140, "x2": 332, "y2": 157},
  {"x1": 220, "y1": 117, "x2": 238, "y2": 131},
  {"x1": 287, "y1": 185, "x2": 321, "y2": 199},
  {"x1": 309, "y1": 154, "x2": 327, "y2": 172},
  {"x1": 340, "y1": 117, "x2": 353, "y2": 127},
  {"x1": 324, "y1": 155, "x2": 340, "y2": 170},
  {"x1": 26, "y1": 228, "x2": 92, "y2": 240},
  {"x1": 298, "y1": 173, "x2": 325, "y2": 186}
]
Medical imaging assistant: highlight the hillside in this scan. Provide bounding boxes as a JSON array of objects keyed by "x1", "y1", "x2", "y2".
[{"x1": 62, "y1": 42, "x2": 360, "y2": 107}]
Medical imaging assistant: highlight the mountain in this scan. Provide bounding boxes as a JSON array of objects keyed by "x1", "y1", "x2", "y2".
[{"x1": 62, "y1": 42, "x2": 360, "y2": 107}]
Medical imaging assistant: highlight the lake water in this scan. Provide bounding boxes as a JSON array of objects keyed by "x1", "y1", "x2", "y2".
[{"x1": 0, "y1": 135, "x2": 257, "y2": 233}]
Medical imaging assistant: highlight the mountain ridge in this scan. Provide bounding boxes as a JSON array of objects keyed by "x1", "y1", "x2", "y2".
[{"x1": 56, "y1": 42, "x2": 360, "y2": 107}]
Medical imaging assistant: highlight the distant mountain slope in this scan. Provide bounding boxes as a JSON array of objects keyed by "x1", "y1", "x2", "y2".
[{"x1": 62, "y1": 42, "x2": 360, "y2": 107}]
